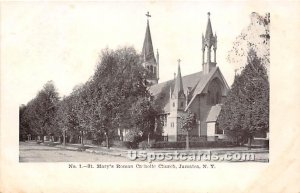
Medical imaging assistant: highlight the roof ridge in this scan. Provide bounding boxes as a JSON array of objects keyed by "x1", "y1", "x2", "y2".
[
  {"x1": 150, "y1": 71, "x2": 203, "y2": 87},
  {"x1": 184, "y1": 67, "x2": 219, "y2": 111}
]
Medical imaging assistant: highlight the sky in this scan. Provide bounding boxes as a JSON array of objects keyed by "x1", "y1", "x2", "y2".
[{"x1": 2, "y1": 1, "x2": 255, "y2": 105}]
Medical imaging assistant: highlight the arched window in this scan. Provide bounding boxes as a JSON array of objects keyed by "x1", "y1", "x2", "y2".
[
  {"x1": 216, "y1": 91, "x2": 221, "y2": 104},
  {"x1": 207, "y1": 78, "x2": 223, "y2": 105},
  {"x1": 150, "y1": 66, "x2": 153, "y2": 74}
]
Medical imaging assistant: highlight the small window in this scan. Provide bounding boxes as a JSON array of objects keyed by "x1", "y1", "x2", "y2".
[
  {"x1": 173, "y1": 102, "x2": 175, "y2": 107},
  {"x1": 216, "y1": 128, "x2": 224, "y2": 134},
  {"x1": 180, "y1": 101, "x2": 184, "y2": 108},
  {"x1": 216, "y1": 123, "x2": 223, "y2": 134}
]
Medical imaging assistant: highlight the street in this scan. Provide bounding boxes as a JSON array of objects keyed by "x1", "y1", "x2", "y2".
[
  {"x1": 19, "y1": 142, "x2": 129, "y2": 162},
  {"x1": 19, "y1": 142, "x2": 268, "y2": 162}
]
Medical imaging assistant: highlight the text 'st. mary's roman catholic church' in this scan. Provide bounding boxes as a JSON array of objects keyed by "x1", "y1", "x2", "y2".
[{"x1": 126, "y1": 12, "x2": 230, "y2": 142}]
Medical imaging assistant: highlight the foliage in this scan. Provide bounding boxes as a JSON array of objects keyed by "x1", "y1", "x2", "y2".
[
  {"x1": 180, "y1": 109, "x2": 197, "y2": 149},
  {"x1": 129, "y1": 97, "x2": 158, "y2": 137},
  {"x1": 151, "y1": 141, "x2": 234, "y2": 149},
  {"x1": 218, "y1": 50, "x2": 269, "y2": 144},
  {"x1": 181, "y1": 109, "x2": 197, "y2": 132},
  {"x1": 19, "y1": 105, "x2": 31, "y2": 141},
  {"x1": 19, "y1": 47, "x2": 161, "y2": 148},
  {"x1": 228, "y1": 12, "x2": 270, "y2": 73},
  {"x1": 19, "y1": 81, "x2": 60, "y2": 141},
  {"x1": 125, "y1": 129, "x2": 142, "y2": 143},
  {"x1": 86, "y1": 47, "x2": 156, "y2": 147}
]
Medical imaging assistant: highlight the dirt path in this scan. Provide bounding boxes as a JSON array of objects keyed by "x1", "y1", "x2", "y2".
[{"x1": 19, "y1": 142, "x2": 129, "y2": 162}]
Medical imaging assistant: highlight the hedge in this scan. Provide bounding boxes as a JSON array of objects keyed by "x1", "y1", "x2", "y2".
[
  {"x1": 112, "y1": 140, "x2": 139, "y2": 149},
  {"x1": 150, "y1": 141, "x2": 234, "y2": 149}
]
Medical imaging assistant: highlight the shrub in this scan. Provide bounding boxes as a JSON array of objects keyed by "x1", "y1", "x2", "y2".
[
  {"x1": 100, "y1": 140, "x2": 114, "y2": 147},
  {"x1": 125, "y1": 129, "x2": 142, "y2": 143},
  {"x1": 138, "y1": 140, "x2": 156, "y2": 149},
  {"x1": 112, "y1": 140, "x2": 138, "y2": 149},
  {"x1": 177, "y1": 135, "x2": 207, "y2": 142},
  {"x1": 151, "y1": 141, "x2": 234, "y2": 149}
]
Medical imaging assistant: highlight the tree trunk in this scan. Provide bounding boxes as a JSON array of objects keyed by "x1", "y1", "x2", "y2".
[
  {"x1": 80, "y1": 131, "x2": 84, "y2": 146},
  {"x1": 63, "y1": 130, "x2": 66, "y2": 146},
  {"x1": 105, "y1": 133, "x2": 110, "y2": 149},
  {"x1": 186, "y1": 131, "x2": 190, "y2": 150},
  {"x1": 148, "y1": 133, "x2": 150, "y2": 146},
  {"x1": 120, "y1": 129, "x2": 123, "y2": 141},
  {"x1": 247, "y1": 136, "x2": 252, "y2": 150}
]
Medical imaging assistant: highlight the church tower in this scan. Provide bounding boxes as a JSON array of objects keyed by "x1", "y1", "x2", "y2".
[
  {"x1": 202, "y1": 12, "x2": 217, "y2": 74},
  {"x1": 170, "y1": 59, "x2": 186, "y2": 110},
  {"x1": 142, "y1": 12, "x2": 159, "y2": 85},
  {"x1": 167, "y1": 59, "x2": 186, "y2": 142}
]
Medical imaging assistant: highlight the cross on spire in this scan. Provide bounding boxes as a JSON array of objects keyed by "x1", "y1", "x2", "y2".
[
  {"x1": 146, "y1": 11, "x2": 151, "y2": 19},
  {"x1": 177, "y1": 59, "x2": 181, "y2": 65}
]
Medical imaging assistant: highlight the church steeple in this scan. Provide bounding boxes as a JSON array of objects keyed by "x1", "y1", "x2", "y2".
[
  {"x1": 142, "y1": 19, "x2": 155, "y2": 63},
  {"x1": 169, "y1": 59, "x2": 186, "y2": 114},
  {"x1": 172, "y1": 59, "x2": 185, "y2": 99},
  {"x1": 205, "y1": 12, "x2": 213, "y2": 40},
  {"x1": 142, "y1": 12, "x2": 159, "y2": 85},
  {"x1": 202, "y1": 12, "x2": 217, "y2": 74}
]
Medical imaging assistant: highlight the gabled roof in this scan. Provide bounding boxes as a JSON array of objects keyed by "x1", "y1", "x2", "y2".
[
  {"x1": 185, "y1": 67, "x2": 230, "y2": 110},
  {"x1": 142, "y1": 20, "x2": 156, "y2": 63},
  {"x1": 206, "y1": 104, "x2": 222, "y2": 122},
  {"x1": 149, "y1": 67, "x2": 219, "y2": 113}
]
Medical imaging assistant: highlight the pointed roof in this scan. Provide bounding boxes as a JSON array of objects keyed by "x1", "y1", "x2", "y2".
[
  {"x1": 142, "y1": 20, "x2": 156, "y2": 63},
  {"x1": 172, "y1": 62, "x2": 185, "y2": 98},
  {"x1": 149, "y1": 71, "x2": 203, "y2": 112},
  {"x1": 149, "y1": 67, "x2": 230, "y2": 113},
  {"x1": 205, "y1": 12, "x2": 213, "y2": 40}
]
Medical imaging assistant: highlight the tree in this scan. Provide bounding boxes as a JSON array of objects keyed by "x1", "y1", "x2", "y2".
[
  {"x1": 20, "y1": 81, "x2": 60, "y2": 142},
  {"x1": 181, "y1": 110, "x2": 197, "y2": 149},
  {"x1": 35, "y1": 81, "x2": 60, "y2": 142},
  {"x1": 56, "y1": 95, "x2": 78, "y2": 145},
  {"x1": 20, "y1": 47, "x2": 159, "y2": 149},
  {"x1": 129, "y1": 97, "x2": 158, "y2": 145},
  {"x1": 228, "y1": 12, "x2": 270, "y2": 74},
  {"x1": 88, "y1": 47, "x2": 152, "y2": 148},
  {"x1": 218, "y1": 50, "x2": 269, "y2": 149},
  {"x1": 19, "y1": 105, "x2": 31, "y2": 141}
]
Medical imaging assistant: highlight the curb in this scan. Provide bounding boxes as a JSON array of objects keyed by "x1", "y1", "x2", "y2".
[{"x1": 85, "y1": 148, "x2": 125, "y2": 157}]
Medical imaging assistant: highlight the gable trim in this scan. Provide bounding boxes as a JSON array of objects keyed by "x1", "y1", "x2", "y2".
[{"x1": 184, "y1": 67, "x2": 228, "y2": 111}]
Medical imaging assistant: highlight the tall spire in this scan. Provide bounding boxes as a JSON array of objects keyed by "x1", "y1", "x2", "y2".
[
  {"x1": 172, "y1": 59, "x2": 185, "y2": 98},
  {"x1": 202, "y1": 12, "x2": 217, "y2": 74},
  {"x1": 205, "y1": 12, "x2": 213, "y2": 40},
  {"x1": 142, "y1": 12, "x2": 156, "y2": 63},
  {"x1": 141, "y1": 12, "x2": 159, "y2": 86}
]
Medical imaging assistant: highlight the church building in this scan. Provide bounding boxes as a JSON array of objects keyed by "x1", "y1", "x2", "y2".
[{"x1": 143, "y1": 12, "x2": 230, "y2": 142}]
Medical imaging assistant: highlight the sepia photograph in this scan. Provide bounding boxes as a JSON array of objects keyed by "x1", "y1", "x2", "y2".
[
  {"x1": 1, "y1": 1, "x2": 299, "y2": 193},
  {"x1": 17, "y1": 4, "x2": 269, "y2": 163}
]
